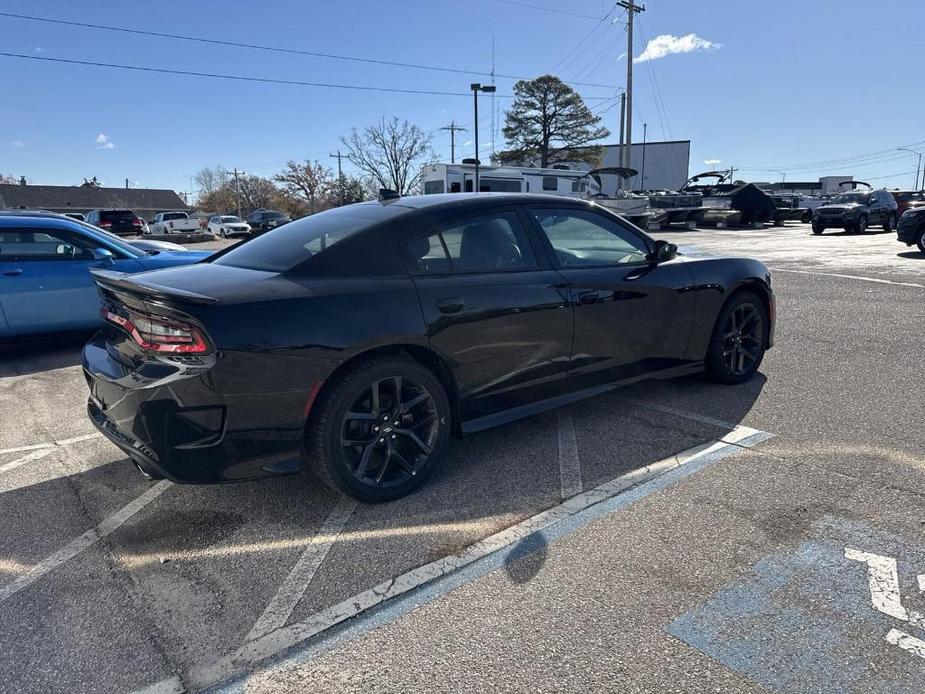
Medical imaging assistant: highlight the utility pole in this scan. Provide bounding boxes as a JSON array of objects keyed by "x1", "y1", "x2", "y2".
[
  {"x1": 231, "y1": 168, "x2": 244, "y2": 218},
  {"x1": 617, "y1": 1, "x2": 644, "y2": 171},
  {"x1": 440, "y1": 121, "x2": 468, "y2": 163},
  {"x1": 640, "y1": 123, "x2": 647, "y2": 192},
  {"x1": 329, "y1": 150, "x2": 345, "y2": 179},
  {"x1": 617, "y1": 92, "x2": 626, "y2": 190}
]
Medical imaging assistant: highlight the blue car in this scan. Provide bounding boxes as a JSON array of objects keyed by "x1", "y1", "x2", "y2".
[{"x1": 0, "y1": 211, "x2": 211, "y2": 338}]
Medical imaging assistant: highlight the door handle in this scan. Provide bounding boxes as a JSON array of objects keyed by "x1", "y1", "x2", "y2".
[
  {"x1": 2, "y1": 269, "x2": 23, "y2": 277},
  {"x1": 436, "y1": 297, "x2": 464, "y2": 314}
]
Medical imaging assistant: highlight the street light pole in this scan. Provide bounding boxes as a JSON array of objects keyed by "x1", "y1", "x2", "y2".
[
  {"x1": 898, "y1": 148, "x2": 923, "y2": 190},
  {"x1": 639, "y1": 122, "x2": 647, "y2": 192},
  {"x1": 470, "y1": 83, "x2": 496, "y2": 193}
]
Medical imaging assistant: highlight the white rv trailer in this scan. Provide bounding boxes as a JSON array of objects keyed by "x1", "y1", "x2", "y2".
[{"x1": 421, "y1": 162, "x2": 589, "y2": 196}]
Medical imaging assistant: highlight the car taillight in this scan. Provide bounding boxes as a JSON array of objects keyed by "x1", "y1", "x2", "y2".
[
  {"x1": 132, "y1": 218, "x2": 143, "y2": 227},
  {"x1": 99, "y1": 221, "x2": 112, "y2": 228},
  {"x1": 199, "y1": 218, "x2": 208, "y2": 228},
  {"x1": 102, "y1": 307, "x2": 209, "y2": 354}
]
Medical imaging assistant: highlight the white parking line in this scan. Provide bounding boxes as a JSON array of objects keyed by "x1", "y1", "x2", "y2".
[
  {"x1": 0, "y1": 446, "x2": 57, "y2": 474},
  {"x1": 772, "y1": 268, "x2": 925, "y2": 289},
  {"x1": 556, "y1": 409, "x2": 583, "y2": 499},
  {"x1": 157, "y1": 423, "x2": 772, "y2": 692},
  {"x1": 0, "y1": 432, "x2": 102, "y2": 471},
  {"x1": 629, "y1": 399, "x2": 756, "y2": 437},
  {"x1": 246, "y1": 498, "x2": 357, "y2": 642},
  {"x1": 0, "y1": 480, "x2": 172, "y2": 604},
  {"x1": 886, "y1": 629, "x2": 925, "y2": 659}
]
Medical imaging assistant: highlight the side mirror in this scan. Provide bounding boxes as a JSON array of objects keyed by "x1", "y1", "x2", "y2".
[
  {"x1": 92, "y1": 248, "x2": 115, "y2": 265},
  {"x1": 650, "y1": 240, "x2": 678, "y2": 264}
]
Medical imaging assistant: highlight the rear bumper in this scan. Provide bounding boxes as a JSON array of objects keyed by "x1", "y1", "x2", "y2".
[{"x1": 82, "y1": 331, "x2": 311, "y2": 483}]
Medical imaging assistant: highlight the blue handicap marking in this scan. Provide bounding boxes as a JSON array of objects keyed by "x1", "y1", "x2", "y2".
[{"x1": 667, "y1": 517, "x2": 925, "y2": 693}]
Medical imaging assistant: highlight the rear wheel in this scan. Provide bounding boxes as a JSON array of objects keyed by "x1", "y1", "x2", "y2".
[
  {"x1": 884, "y1": 213, "x2": 897, "y2": 232},
  {"x1": 705, "y1": 292, "x2": 768, "y2": 385},
  {"x1": 307, "y1": 357, "x2": 450, "y2": 502}
]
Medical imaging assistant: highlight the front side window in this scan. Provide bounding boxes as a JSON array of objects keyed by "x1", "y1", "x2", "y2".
[
  {"x1": 530, "y1": 208, "x2": 650, "y2": 267},
  {"x1": 0, "y1": 227, "x2": 95, "y2": 261},
  {"x1": 407, "y1": 211, "x2": 537, "y2": 274}
]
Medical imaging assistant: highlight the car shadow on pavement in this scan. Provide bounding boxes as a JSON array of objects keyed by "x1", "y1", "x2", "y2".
[
  {"x1": 0, "y1": 370, "x2": 766, "y2": 686},
  {"x1": 897, "y1": 251, "x2": 925, "y2": 260},
  {"x1": 0, "y1": 335, "x2": 88, "y2": 378}
]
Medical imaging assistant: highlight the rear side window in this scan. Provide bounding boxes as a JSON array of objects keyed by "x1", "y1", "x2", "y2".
[
  {"x1": 213, "y1": 203, "x2": 406, "y2": 273},
  {"x1": 407, "y1": 211, "x2": 537, "y2": 274},
  {"x1": 101, "y1": 210, "x2": 136, "y2": 222}
]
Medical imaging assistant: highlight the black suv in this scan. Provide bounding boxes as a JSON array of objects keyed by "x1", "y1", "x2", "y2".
[
  {"x1": 85, "y1": 209, "x2": 147, "y2": 236},
  {"x1": 245, "y1": 209, "x2": 291, "y2": 234},
  {"x1": 812, "y1": 189, "x2": 898, "y2": 234}
]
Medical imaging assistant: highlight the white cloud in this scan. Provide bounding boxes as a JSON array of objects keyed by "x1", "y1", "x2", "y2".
[
  {"x1": 704, "y1": 158, "x2": 722, "y2": 165},
  {"x1": 95, "y1": 133, "x2": 115, "y2": 149},
  {"x1": 10, "y1": 140, "x2": 25, "y2": 148},
  {"x1": 634, "y1": 33, "x2": 720, "y2": 63}
]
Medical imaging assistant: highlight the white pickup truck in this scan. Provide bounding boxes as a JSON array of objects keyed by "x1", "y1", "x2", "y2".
[{"x1": 147, "y1": 211, "x2": 206, "y2": 235}]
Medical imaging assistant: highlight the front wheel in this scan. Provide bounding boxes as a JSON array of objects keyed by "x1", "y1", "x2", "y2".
[
  {"x1": 307, "y1": 357, "x2": 451, "y2": 502},
  {"x1": 812, "y1": 224, "x2": 824, "y2": 235},
  {"x1": 855, "y1": 215, "x2": 868, "y2": 234},
  {"x1": 883, "y1": 213, "x2": 897, "y2": 232},
  {"x1": 705, "y1": 292, "x2": 768, "y2": 385},
  {"x1": 917, "y1": 230, "x2": 925, "y2": 254}
]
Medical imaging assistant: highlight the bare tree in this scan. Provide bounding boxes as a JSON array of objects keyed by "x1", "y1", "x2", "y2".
[
  {"x1": 274, "y1": 160, "x2": 333, "y2": 213},
  {"x1": 340, "y1": 117, "x2": 432, "y2": 195},
  {"x1": 194, "y1": 166, "x2": 229, "y2": 196},
  {"x1": 0, "y1": 174, "x2": 17, "y2": 185},
  {"x1": 236, "y1": 175, "x2": 277, "y2": 214}
]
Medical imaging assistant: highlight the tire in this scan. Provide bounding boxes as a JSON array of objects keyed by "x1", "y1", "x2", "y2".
[
  {"x1": 307, "y1": 356, "x2": 451, "y2": 502},
  {"x1": 855, "y1": 215, "x2": 868, "y2": 234},
  {"x1": 812, "y1": 224, "x2": 824, "y2": 235},
  {"x1": 704, "y1": 291, "x2": 768, "y2": 385},
  {"x1": 884, "y1": 213, "x2": 897, "y2": 232},
  {"x1": 917, "y1": 229, "x2": 925, "y2": 254},
  {"x1": 220, "y1": 228, "x2": 226, "y2": 238},
  {"x1": 801, "y1": 211, "x2": 813, "y2": 224}
]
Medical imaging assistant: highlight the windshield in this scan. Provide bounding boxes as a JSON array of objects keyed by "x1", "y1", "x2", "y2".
[
  {"x1": 100, "y1": 210, "x2": 136, "y2": 222},
  {"x1": 263, "y1": 211, "x2": 288, "y2": 219},
  {"x1": 220, "y1": 216, "x2": 243, "y2": 223},
  {"x1": 831, "y1": 193, "x2": 870, "y2": 204},
  {"x1": 214, "y1": 204, "x2": 401, "y2": 272}
]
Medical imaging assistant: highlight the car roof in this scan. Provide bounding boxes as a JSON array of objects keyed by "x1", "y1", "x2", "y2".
[{"x1": 375, "y1": 192, "x2": 593, "y2": 214}]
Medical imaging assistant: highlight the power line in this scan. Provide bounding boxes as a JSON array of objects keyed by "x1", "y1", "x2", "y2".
[
  {"x1": 742, "y1": 141, "x2": 925, "y2": 172},
  {"x1": 0, "y1": 11, "x2": 620, "y2": 90},
  {"x1": 496, "y1": 0, "x2": 605, "y2": 20},
  {"x1": 635, "y1": 16, "x2": 671, "y2": 140},
  {"x1": 551, "y1": 2, "x2": 620, "y2": 74}
]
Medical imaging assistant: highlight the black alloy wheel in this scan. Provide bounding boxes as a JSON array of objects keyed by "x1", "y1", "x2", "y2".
[
  {"x1": 705, "y1": 292, "x2": 767, "y2": 384},
  {"x1": 917, "y1": 230, "x2": 925, "y2": 254},
  {"x1": 308, "y1": 357, "x2": 450, "y2": 502},
  {"x1": 884, "y1": 213, "x2": 897, "y2": 232},
  {"x1": 856, "y1": 215, "x2": 868, "y2": 234}
]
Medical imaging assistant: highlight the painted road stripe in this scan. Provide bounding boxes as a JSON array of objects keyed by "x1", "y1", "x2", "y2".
[
  {"x1": 886, "y1": 629, "x2": 925, "y2": 659},
  {"x1": 133, "y1": 675, "x2": 186, "y2": 694},
  {"x1": 0, "y1": 432, "x2": 102, "y2": 470},
  {"x1": 844, "y1": 547, "x2": 909, "y2": 621},
  {"x1": 629, "y1": 399, "x2": 748, "y2": 433},
  {"x1": 0, "y1": 479, "x2": 171, "y2": 604},
  {"x1": 0, "y1": 446, "x2": 57, "y2": 474},
  {"x1": 139, "y1": 423, "x2": 772, "y2": 693},
  {"x1": 246, "y1": 498, "x2": 357, "y2": 642},
  {"x1": 772, "y1": 268, "x2": 925, "y2": 289},
  {"x1": 556, "y1": 409, "x2": 582, "y2": 499}
]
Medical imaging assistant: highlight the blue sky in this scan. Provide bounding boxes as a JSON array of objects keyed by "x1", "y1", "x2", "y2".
[{"x1": 2, "y1": 0, "x2": 924, "y2": 196}]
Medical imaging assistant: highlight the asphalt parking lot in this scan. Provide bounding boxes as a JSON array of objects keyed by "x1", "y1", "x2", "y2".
[{"x1": 2, "y1": 221, "x2": 924, "y2": 693}]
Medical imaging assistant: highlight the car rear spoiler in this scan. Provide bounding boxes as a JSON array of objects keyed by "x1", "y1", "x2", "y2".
[{"x1": 90, "y1": 269, "x2": 220, "y2": 304}]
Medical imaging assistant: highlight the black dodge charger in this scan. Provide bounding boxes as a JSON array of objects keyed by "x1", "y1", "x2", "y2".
[{"x1": 83, "y1": 193, "x2": 775, "y2": 502}]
